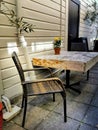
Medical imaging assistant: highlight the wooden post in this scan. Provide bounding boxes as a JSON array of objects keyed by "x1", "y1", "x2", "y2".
[
  {"x1": 16, "y1": 0, "x2": 35, "y2": 79},
  {"x1": 16, "y1": 0, "x2": 22, "y2": 17},
  {"x1": 65, "y1": 0, "x2": 69, "y2": 51},
  {"x1": 15, "y1": 0, "x2": 33, "y2": 69},
  {"x1": 0, "y1": 62, "x2": 3, "y2": 102},
  {"x1": 60, "y1": 0, "x2": 62, "y2": 38}
]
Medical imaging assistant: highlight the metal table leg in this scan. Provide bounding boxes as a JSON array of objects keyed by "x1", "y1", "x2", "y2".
[{"x1": 65, "y1": 70, "x2": 81, "y2": 93}]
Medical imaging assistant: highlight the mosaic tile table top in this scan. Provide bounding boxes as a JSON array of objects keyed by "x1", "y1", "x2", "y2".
[{"x1": 32, "y1": 51, "x2": 98, "y2": 72}]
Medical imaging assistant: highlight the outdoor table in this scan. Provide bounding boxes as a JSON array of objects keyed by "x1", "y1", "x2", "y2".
[{"x1": 32, "y1": 51, "x2": 98, "y2": 93}]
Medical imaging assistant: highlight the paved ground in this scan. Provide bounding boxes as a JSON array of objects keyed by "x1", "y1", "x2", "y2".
[{"x1": 3, "y1": 63, "x2": 98, "y2": 130}]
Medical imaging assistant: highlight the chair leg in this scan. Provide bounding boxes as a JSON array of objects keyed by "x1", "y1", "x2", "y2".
[
  {"x1": 22, "y1": 97, "x2": 27, "y2": 127},
  {"x1": 61, "y1": 92, "x2": 67, "y2": 122},
  {"x1": 21, "y1": 94, "x2": 24, "y2": 108},
  {"x1": 53, "y1": 93, "x2": 55, "y2": 102},
  {"x1": 63, "y1": 97, "x2": 67, "y2": 122},
  {"x1": 87, "y1": 70, "x2": 89, "y2": 81}
]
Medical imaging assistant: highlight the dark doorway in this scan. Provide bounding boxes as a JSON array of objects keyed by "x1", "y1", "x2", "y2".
[{"x1": 68, "y1": 0, "x2": 80, "y2": 51}]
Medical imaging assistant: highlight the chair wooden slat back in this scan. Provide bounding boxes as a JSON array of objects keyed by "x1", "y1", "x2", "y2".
[{"x1": 12, "y1": 51, "x2": 25, "y2": 82}]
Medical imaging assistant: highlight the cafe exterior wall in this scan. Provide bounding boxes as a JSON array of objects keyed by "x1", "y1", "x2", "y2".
[
  {"x1": 0, "y1": 0, "x2": 66, "y2": 100},
  {"x1": 0, "y1": 0, "x2": 95, "y2": 100}
]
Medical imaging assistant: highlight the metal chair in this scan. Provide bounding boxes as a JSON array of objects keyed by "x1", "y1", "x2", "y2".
[
  {"x1": 12, "y1": 51, "x2": 67, "y2": 127},
  {"x1": 94, "y1": 40, "x2": 98, "y2": 52},
  {"x1": 71, "y1": 37, "x2": 89, "y2": 51},
  {"x1": 71, "y1": 37, "x2": 89, "y2": 80}
]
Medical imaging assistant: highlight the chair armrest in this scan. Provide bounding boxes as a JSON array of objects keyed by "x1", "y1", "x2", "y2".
[
  {"x1": 23, "y1": 67, "x2": 53, "y2": 77},
  {"x1": 22, "y1": 77, "x2": 65, "y2": 91}
]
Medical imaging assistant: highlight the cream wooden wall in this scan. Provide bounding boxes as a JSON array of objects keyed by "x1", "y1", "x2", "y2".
[
  {"x1": 22, "y1": 0, "x2": 66, "y2": 46},
  {"x1": 0, "y1": 0, "x2": 66, "y2": 99},
  {"x1": 79, "y1": 0, "x2": 96, "y2": 50},
  {"x1": 0, "y1": 0, "x2": 96, "y2": 100},
  {"x1": 0, "y1": 0, "x2": 23, "y2": 99}
]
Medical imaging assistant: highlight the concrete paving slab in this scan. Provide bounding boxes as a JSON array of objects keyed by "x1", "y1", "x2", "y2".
[
  {"x1": 91, "y1": 94, "x2": 98, "y2": 107},
  {"x1": 3, "y1": 121, "x2": 25, "y2": 130},
  {"x1": 12, "y1": 106, "x2": 50, "y2": 130},
  {"x1": 54, "y1": 101, "x2": 89, "y2": 121},
  {"x1": 36, "y1": 112, "x2": 80, "y2": 130},
  {"x1": 79, "y1": 123, "x2": 98, "y2": 130},
  {"x1": 83, "y1": 106, "x2": 98, "y2": 127}
]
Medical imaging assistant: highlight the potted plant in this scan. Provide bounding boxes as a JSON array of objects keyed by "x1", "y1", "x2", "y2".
[{"x1": 53, "y1": 37, "x2": 61, "y2": 55}]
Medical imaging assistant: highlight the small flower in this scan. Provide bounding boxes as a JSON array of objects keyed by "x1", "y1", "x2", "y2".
[
  {"x1": 54, "y1": 37, "x2": 61, "y2": 41},
  {"x1": 53, "y1": 37, "x2": 61, "y2": 48}
]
